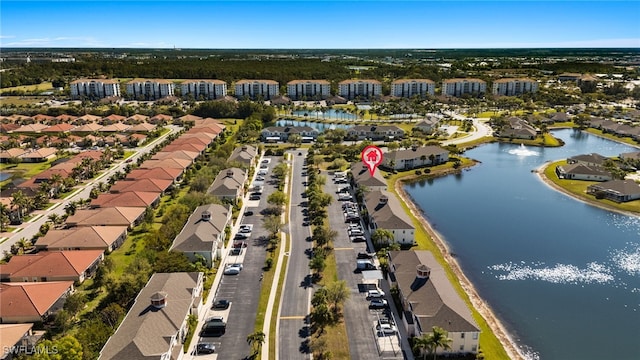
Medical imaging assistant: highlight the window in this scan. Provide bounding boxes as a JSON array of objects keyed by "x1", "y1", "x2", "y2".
[
  {"x1": 472, "y1": 332, "x2": 479, "y2": 340},
  {"x1": 472, "y1": 345, "x2": 477, "y2": 352},
  {"x1": 461, "y1": 333, "x2": 465, "y2": 338},
  {"x1": 459, "y1": 345, "x2": 464, "y2": 351}
]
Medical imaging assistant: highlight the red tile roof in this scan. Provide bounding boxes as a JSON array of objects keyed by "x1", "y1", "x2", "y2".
[
  {"x1": 91, "y1": 191, "x2": 160, "y2": 208},
  {"x1": 126, "y1": 168, "x2": 182, "y2": 181},
  {"x1": 109, "y1": 178, "x2": 173, "y2": 193},
  {"x1": 0, "y1": 282, "x2": 73, "y2": 320},
  {"x1": 0, "y1": 251, "x2": 103, "y2": 280}
]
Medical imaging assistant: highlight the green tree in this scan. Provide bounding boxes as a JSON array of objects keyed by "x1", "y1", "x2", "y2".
[
  {"x1": 309, "y1": 253, "x2": 326, "y2": 280},
  {"x1": 289, "y1": 133, "x2": 303, "y2": 147},
  {"x1": 63, "y1": 292, "x2": 87, "y2": 315},
  {"x1": 262, "y1": 214, "x2": 283, "y2": 239},
  {"x1": 371, "y1": 228, "x2": 395, "y2": 248},
  {"x1": 267, "y1": 191, "x2": 287, "y2": 207},
  {"x1": 100, "y1": 303, "x2": 125, "y2": 329},
  {"x1": 246, "y1": 331, "x2": 265, "y2": 357},
  {"x1": 419, "y1": 326, "x2": 453, "y2": 360},
  {"x1": 31, "y1": 335, "x2": 83, "y2": 360},
  {"x1": 152, "y1": 251, "x2": 193, "y2": 273},
  {"x1": 324, "y1": 280, "x2": 350, "y2": 315}
]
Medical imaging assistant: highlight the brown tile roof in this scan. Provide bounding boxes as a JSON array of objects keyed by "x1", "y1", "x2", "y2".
[
  {"x1": 65, "y1": 207, "x2": 145, "y2": 227},
  {"x1": 149, "y1": 114, "x2": 173, "y2": 122},
  {"x1": 0, "y1": 323, "x2": 34, "y2": 351},
  {"x1": 178, "y1": 114, "x2": 203, "y2": 122},
  {"x1": 91, "y1": 191, "x2": 160, "y2": 208},
  {"x1": 160, "y1": 143, "x2": 203, "y2": 154},
  {"x1": 99, "y1": 123, "x2": 131, "y2": 132},
  {"x1": 171, "y1": 136, "x2": 210, "y2": 146},
  {"x1": 287, "y1": 79, "x2": 331, "y2": 85},
  {"x1": 55, "y1": 114, "x2": 77, "y2": 121},
  {"x1": 77, "y1": 114, "x2": 102, "y2": 122},
  {"x1": 42, "y1": 123, "x2": 75, "y2": 132},
  {"x1": 109, "y1": 178, "x2": 173, "y2": 193},
  {"x1": 71, "y1": 123, "x2": 103, "y2": 132},
  {"x1": 126, "y1": 168, "x2": 182, "y2": 181},
  {"x1": 0, "y1": 250, "x2": 104, "y2": 280},
  {"x1": 103, "y1": 114, "x2": 126, "y2": 122},
  {"x1": 126, "y1": 122, "x2": 156, "y2": 132},
  {"x1": 152, "y1": 150, "x2": 199, "y2": 161},
  {"x1": 0, "y1": 282, "x2": 73, "y2": 320},
  {"x1": 442, "y1": 78, "x2": 486, "y2": 84},
  {"x1": 13, "y1": 124, "x2": 48, "y2": 133},
  {"x1": 236, "y1": 79, "x2": 278, "y2": 85},
  {"x1": 35, "y1": 226, "x2": 127, "y2": 250},
  {"x1": 33, "y1": 114, "x2": 55, "y2": 122},
  {"x1": 125, "y1": 114, "x2": 148, "y2": 122},
  {"x1": 140, "y1": 158, "x2": 191, "y2": 170}
]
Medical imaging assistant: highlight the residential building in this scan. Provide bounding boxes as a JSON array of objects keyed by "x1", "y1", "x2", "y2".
[
  {"x1": 286, "y1": 80, "x2": 331, "y2": 100},
  {"x1": 125, "y1": 79, "x2": 175, "y2": 100},
  {"x1": 181, "y1": 79, "x2": 227, "y2": 100},
  {"x1": 109, "y1": 178, "x2": 174, "y2": 195},
  {"x1": 347, "y1": 125, "x2": 405, "y2": 141},
  {"x1": 126, "y1": 168, "x2": 183, "y2": 183},
  {"x1": 387, "y1": 251, "x2": 480, "y2": 355},
  {"x1": 228, "y1": 145, "x2": 257, "y2": 166},
  {"x1": 70, "y1": 79, "x2": 121, "y2": 99},
  {"x1": 90, "y1": 191, "x2": 161, "y2": 209},
  {"x1": 0, "y1": 323, "x2": 37, "y2": 360},
  {"x1": 496, "y1": 117, "x2": 537, "y2": 140},
  {"x1": 558, "y1": 73, "x2": 582, "y2": 82},
  {"x1": 234, "y1": 79, "x2": 279, "y2": 100},
  {"x1": 338, "y1": 79, "x2": 382, "y2": 100},
  {"x1": 261, "y1": 126, "x2": 319, "y2": 142},
  {"x1": 413, "y1": 116, "x2": 441, "y2": 134},
  {"x1": 35, "y1": 226, "x2": 128, "y2": 252},
  {"x1": 492, "y1": 78, "x2": 538, "y2": 96},
  {"x1": 383, "y1": 146, "x2": 449, "y2": 171},
  {"x1": 170, "y1": 204, "x2": 232, "y2": 266},
  {"x1": 0, "y1": 282, "x2": 74, "y2": 323},
  {"x1": 0, "y1": 250, "x2": 104, "y2": 284},
  {"x1": 363, "y1": 190, "x2": 415, "y2": 245},
  {"x1": 555, "y1": 163, "x2": 612, "y2": 182},
  {"x1": 98, "y1": 272, "x2": 204, "y2": 360},
  {"x1": 587, "y1": 180, "x2": 640, "y2": 203},
  {"x1": 208, "y1": 168, "x2": 247, "y2": 203},
  {"x1": 441, "y1": 78, "x2": 486, "y2": 97},
  {"x1": 567, "y1": 153, "x2": 609, "y2": 167},
  {"x1": 391, "y1": 79, "x2": 435, "y2": 97},
  {"x1": 350, "y1": 162, "x2": 387, "y2": 192},
  {"x1": 65, "y1": 207, "x2": 146, "y2": 229}
]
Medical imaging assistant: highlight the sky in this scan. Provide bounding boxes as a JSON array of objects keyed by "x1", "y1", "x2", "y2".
[{"x1": 1, "y1": 1, "x2": 639, "y2": 49}]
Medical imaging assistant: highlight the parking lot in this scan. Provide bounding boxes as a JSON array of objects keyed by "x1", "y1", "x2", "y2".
[{"x1": 193, "y1": 156, "x2": 281, "y2": 359}]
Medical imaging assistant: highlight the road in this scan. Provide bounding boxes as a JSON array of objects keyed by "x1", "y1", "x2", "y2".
[
  {"x1": 0, "y1": 125, "x2": 181, "y2": 255},
  {"x1": 442, "y1": 111, "x2": 493, "y2": 146},
  {"x1": 277, "y1": 149, "x2": 313, "y2": 359}
]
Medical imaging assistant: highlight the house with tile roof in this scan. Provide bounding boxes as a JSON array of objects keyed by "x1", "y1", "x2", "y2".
[
  {"x1": 208, "y1": 168, "x2": 247, "y2": 203},
  {"x1": 161, "y1": 143, "x2": 204, "y2": 155},
  {"x1": 383, "y1": 146, "x2": 449, "y2": 171},
  {"x1": 65, "y1": 207, "x2": 146, "y2": 229},
  {"x1": 170, "y1": 204, "x2": 232, "y2": 266},
  {"x1": 18, "y1": 148, "x2": 57, "y2": 163},
  {"x1": 0, "y1": 250, "x2": 104, "y2": 284},
  {"x1": 0, "y1": 282, "x2": 74, "y2": 323},
  {"x1": 35, "y1": 226, "x2": 128, "y2": 252},
  {"x1": 0, "y1": 323, "x2": 37, "y2": 359},
  {"x1": 152, "y1": 150, "x2": 199, "y2": 163},
  {"x1": 12, "y1": 124, "x2": 48, "y2": 133},
  {"x1": 350, "y1": 162, "x2": 387, "y2": 192},
  {"x1": 98, "y1": 272, "x2": 203, "y2": 360},
  {"x1": 109, "y1": 178, "x2": 173, "y2": 195},
  {"x1": 555, "y1": 163, "x2": 612, "y2": 181},
  {"x1": 91, "y1": 191, "x2": 161, "y2": 209},
  {"x1": 387, "y1": 251, "x2": 480, "y2": 356},
  {"x1": 587, "y1": 180, "x2": 640, "y2": 203},
  {"x1": 228, "y1": 145, "x2": 258, "y2": 166},
  {"x1": 363, "y1": 190, "x2": 415, "y2": 245},
  {"x1": 126, "y1": 168, "x2": 183, "y2": 183},
  {"x1": 41, "y1": 123, "x2": 75, "y2": 133}
]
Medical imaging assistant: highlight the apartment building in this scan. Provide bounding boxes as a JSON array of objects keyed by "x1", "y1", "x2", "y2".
[
  {"x1": 181, "y1": 79, "x2": 227, "y2": 100},
  {"x1": 441, "y1": 78, "x2": 486, "y2": 97},
  {"x1": 286, "y1": 80, "x2": 331, "y2": 100},
  {"x1": 234, "y1": 79, "x2": 279, "y2": 100},
  {"x1": 70, "y1": 79, "x2": 121, "y2": 99},
  {"x1": 338, "y1": 79, "x2": 382, "y2": 100},
  {"x1": 391, "y1": 79, "x2": 435, "y2": 97},
  {"x1": 492, "y1": 78, "x2": 539, "y2": 96},
  {"x1": 125, "y1": 79, "x2": 175, "y2": 100}
]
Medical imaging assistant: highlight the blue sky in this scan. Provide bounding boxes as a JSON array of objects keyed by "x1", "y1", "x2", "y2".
[{"x1": 1, "y1": 1, "x2": 639, "y2": 48}]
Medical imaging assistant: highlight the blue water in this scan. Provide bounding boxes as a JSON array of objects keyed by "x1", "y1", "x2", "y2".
[
  {"x1": 292, "y1": 109, "x2": 357, "y2": 121},
  {"x1": 275, "y1": 119, "x2": 351, "y2": 132},
  {"x1": 405, "y1": 129, "x2": 640, "y2": 360},
  {"x1": 0, "y1": 172, "x2": 11, "y2": 181}
]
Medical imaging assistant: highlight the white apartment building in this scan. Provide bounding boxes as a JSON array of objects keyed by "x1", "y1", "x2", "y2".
[
  {"x1": 125, "y1": 79, "x2": 175, "y2": 100},
  {"x1": 234, "y1": 79, "x2": 279, "y2": 100},
  {"x1": 391, "y1": 79, "x2": 435, "y2": 97},
  {"x1": 181, "y1": 79, "x2": 227, "y2": 100},
  {"x1": 441, "y1": 78, "x2": 487, "y2": 97},
  {"x1": 338, "y1": 79, "x2": 382, "y2": 100},
  {"x1": 287, "y1": 80, "x2": 331, "y2": 100},
  {"x1": 70, "y1": 79, "x2": 121, "y2": 99},
  {"x1": 492, "y1": 78, "x2": 539, "y2": 96}
]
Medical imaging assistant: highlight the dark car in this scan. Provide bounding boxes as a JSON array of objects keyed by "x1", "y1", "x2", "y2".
[
  {"x1": 244, "y1": 210, "x2": 254, "y2": 216},
  {"x1": 196, "y1": 342, "x2": 216, "y2": 354},
  {"x1": 357, "y1": 252, "x2": 374, "y2": 259},
  {"x1": 212, "y1": 299, "x2": 230, "y2": 310},
  {"x1": 249, "y1": 195, "x2": 261, "y2": 201}
]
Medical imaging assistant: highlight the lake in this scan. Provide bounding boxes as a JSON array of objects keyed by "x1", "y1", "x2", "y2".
[{"x1": 404, "y1": 129, "x2": 640, "y2": 360}]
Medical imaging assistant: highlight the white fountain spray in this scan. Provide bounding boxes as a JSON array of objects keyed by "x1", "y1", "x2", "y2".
[{"x1": 508, "y1": 143, "x2": 540, "y2": 157}]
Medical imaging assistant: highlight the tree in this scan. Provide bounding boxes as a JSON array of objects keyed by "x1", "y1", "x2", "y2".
[
  {"x1": 262, "y1": 214, "x2": 283, "y2": 239},
  {"x1": 63, "y1": 292, "x2": 87, "y2": 315},
  {"x1": 100, "y1": 303, "x2": 125, "y2": 329},
  {"x1": 152, "y1": 251, "x2": 193, "y2": 273},
  {"x1": 246, "y1": 331, "x2": 265, "y2": 357},
  {"x1": 324, "y1": 280, "x2": 350, "y2": 315},
  {"x1": 309, "y1": 253, "x2": 326, "y2": 280},
  {"x1": 371, "y1": 228, "x2": 395, "y2": 249},
  {"x1": 0, "y1": 204, "x2": 9, "y2": 232},
  {"x1": 289, "y1": 133, "x2": 303, "y2": 147},
  {"x1": 418, "y1": 326, "x2": 453, "y2": 360},
  {"x1": 267, "y1": 191, "x2": 287, "y2": 208},
  {"x1": 412, "y1": 334, "x2": 431, "y2": 360}
]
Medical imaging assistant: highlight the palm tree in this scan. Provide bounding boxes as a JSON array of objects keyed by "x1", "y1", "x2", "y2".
[
  {"x1": 412, "y1": 334, "x2": 431, "y2": 360},
  {"x1": 371, "y1": 228, "x2": 395, "y2": 248},
  {"x1": 0, "y1": 203, "x2": 10, "y2": 232},
  {"x1": 246, "y1": 331, "x2": 265, "y2": 357},
  {"x1": 421, "y1": 326, "x2": 453, "y2": 360},
  {"x1": 10, "y1": 190, "x2": 27, "y2": 222}
]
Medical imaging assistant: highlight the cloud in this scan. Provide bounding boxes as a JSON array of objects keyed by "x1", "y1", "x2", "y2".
[
  {"x1": 0, "y1": 35, "x2": 16, "y2": 39},
  {"x1": 1, "y1": 36, "x2": 105, "y2": 47}
]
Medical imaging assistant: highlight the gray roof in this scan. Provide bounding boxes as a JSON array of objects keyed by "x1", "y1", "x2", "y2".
[
  {"x1": 568, "y1": 153, "x2": 608, "y2": 166},
  {"x1": 388, "y1": 251, "x2": 479, "y2": 333},
  {"x1": 170, "y1": 204, "x2": 231, "y2": 252},
  {"x1": 348, "y1": 125, "x2": 404, "y2": 134},
  {"x1": 620, "y1": 151, "x2": 640, "y2": 160},
  {"x1": 588, "y1": 180, "x2": 640, "y2": 196},
  {"x1": 557, "y1": 163, "x2": 612, "y2": 177},
  {"x1": 228, "y1": 145, "x2": 257, "y2": 165},
  {"x1": 208, "y1": 168, "x2": 245, "y2": 197},
  {"x1": 385, "y1": 146, "x2": 449, "y2": 163},
  {"x1": 99, "y1": 272, "x2": 202, "y2": 360},
  {"x1": 364, "y1": 190, "x2": 414, "y2": 230},
  {"x1": 350, "y1": 162, "x2": 386, "y2": 189}
]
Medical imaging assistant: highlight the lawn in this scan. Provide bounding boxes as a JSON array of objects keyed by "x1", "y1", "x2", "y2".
[
  {"x1": 0, "y1": 82, "x2": 53, "y2": 94},
  {"x1": 385, "y1": 160, "x2": 511, "y2": 360},
  {"x1": 0, "y1": 158, "x2": 63, "y2": 188}
]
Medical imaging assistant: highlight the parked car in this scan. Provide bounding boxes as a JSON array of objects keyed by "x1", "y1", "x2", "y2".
[
  {"x1": 196, "y1": 342, "x2": 216, "y2": 354},
  {"x1": 369, "y1": 299, "x2": 389, "y2": 309},
  {"x1": 357, "y1": 252, "x2": 374, "y2": 259},
  {"x1": 249, "y1": 195, "x2": 261, "y2": 201},
  {"x1": 234, "y1": 233, "x2": 250, "y2": 240},
  {"x1": 350, "y1": 235, "x2": 367, "y2": 243},
  {"x1": 376, "y1": 323, "x2": 398, "y2": 335},
  {"x1": 223, "y1": 264, "x2": 242, "y2": 275},
  {"x1": 239, "y1": 224, "x2": 253, "y2": 233},
  {"x1": 366, "y1": 289, "x2": 385, "y2": 299},
  {"x1": 212, "y1": 299, "x2": 230, "y2": 310},
  {"x1": 244, "y1": 210, "x2": 254, "y2": 216}
]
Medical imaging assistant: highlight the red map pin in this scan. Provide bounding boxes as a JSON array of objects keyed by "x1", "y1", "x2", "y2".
[{"x1": 361, "y1": 145, "x2": 383, "y2": 176}]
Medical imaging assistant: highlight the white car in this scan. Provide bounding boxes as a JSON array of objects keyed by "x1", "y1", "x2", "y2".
[
  {"x1": 223, "y1": 263, "x2": 243, "y2": 275},
  {"x1": 376, "y1": 323, "x2": 398, "y2": 336},
  {"x1": 366, "y1": 289, "x2": 385, "y2": 299},
  {"x1": 239, "y1": 224, "x2": 253, "y2": 233}
]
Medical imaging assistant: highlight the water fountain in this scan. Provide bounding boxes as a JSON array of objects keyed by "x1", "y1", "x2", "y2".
[{"x1": 508, "y1": 143, "x2": 540, "y2": 157}]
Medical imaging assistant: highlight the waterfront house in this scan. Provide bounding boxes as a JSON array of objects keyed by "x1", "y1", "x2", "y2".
[
  {"x1": 383, "y1": 146, "x2": 449, "y2": 171},
  {"x1": 587, "y1": 180, "x2": 640, "y2": 203},
  {"x1": 363, "y1": 190, "x2": 415, "y2": 245},
  {"x1": 350, "y1": 162, "x2": 387, "y2": 192},
  {"x1": 347, "y1": 125, "x2": 405, "y2": 141},
  {"x1": 567, "y1": 153, "x2": 609, "y2": 167},
  {"x1": 555, "y1": 163, "x2": 612, "y2": 182}
]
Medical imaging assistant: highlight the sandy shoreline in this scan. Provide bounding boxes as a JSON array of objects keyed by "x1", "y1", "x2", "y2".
[{"x1": 394, "y1": 179, "x2": 526, "y2": 360}]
